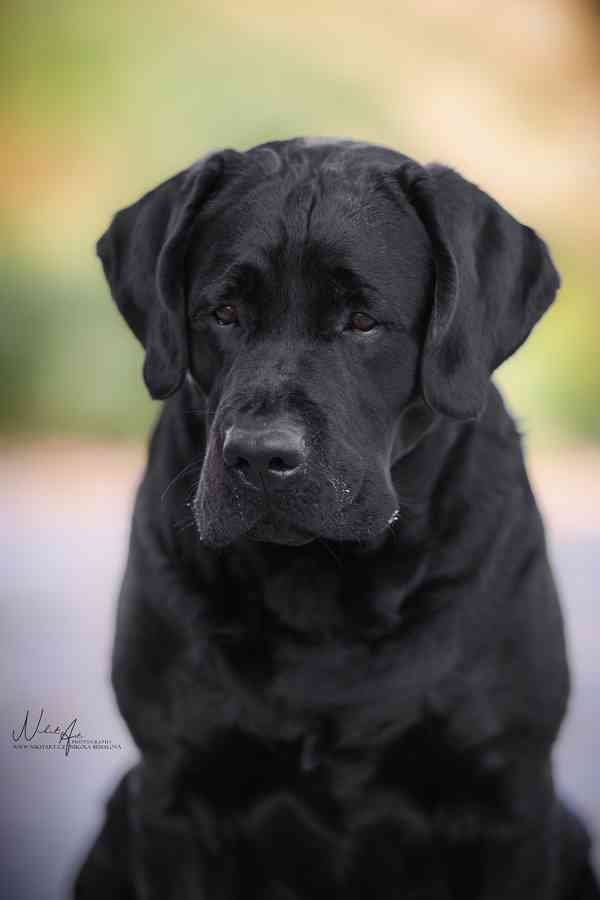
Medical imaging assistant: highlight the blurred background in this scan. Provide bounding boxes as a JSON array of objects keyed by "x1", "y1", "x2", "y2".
[{"x1": 1, "y1": 1, "x2": 599, "y2": 898}]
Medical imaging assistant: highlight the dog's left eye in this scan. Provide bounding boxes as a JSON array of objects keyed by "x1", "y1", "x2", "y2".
[
  {"x1": 213, "y1": 304, "x2": 239, "y2": 326},
  {"x1": 348, "y1": 312, "x2": 378, "y2": 332}
]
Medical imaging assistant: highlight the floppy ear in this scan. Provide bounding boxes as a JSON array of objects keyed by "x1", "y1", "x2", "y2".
[
  {"x1": 400, "y1": 163, "x2": 560, "y2": 420},
  {"x1": 96, "y1": 151, "x2": 231, "y2": 399}
]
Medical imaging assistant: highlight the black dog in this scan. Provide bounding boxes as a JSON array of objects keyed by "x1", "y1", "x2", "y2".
[{"x1": 75, "y1": 138, "x2": 599, "y2": 899}]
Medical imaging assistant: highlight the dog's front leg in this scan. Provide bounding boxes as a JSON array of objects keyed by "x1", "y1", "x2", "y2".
[
  {"x1": 74, "y1": 760, "x2": 239, "y2": 900},
  {"x1": 73, "y1": 768, "x2": 136, "y2": 900},
  {"x1": 127, "y1": 758, "x2": 246, "y2": 900},
  {"x1": 436, "y1": 764, "x2": 599, "y2": 900},
  {"x1": 471, "y1": 798, "x2": 599, "y2": 900}
]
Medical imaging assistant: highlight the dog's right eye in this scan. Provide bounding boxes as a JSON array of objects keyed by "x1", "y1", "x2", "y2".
[
  {"x1": 348, "y1": 311, "x2": 378, "y2": 333},
  {"x1": 213, "y1": 304, "x2": 239, "y2": 326}
]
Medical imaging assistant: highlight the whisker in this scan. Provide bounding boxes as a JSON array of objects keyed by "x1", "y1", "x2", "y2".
[
  {"x1": 179, "y1": 406, "x2": 221, "y2": 416},
  {"x1": 316, "y1": 536, "x2": 342, "y2": 568},
  {"x1": 174, "y1": 518, "x2": 197, "y2": 535},
  {"x1": 161, "y1": 459, "x2": 204, "y2": 504}
]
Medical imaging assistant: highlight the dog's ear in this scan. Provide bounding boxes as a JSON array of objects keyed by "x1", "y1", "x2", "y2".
[
  {"x1": 400, "y1": 163, "x2": 560, "y2": 420},
  {"x1": 97, "y1": 151, "x2": 234, "y2": 399}
]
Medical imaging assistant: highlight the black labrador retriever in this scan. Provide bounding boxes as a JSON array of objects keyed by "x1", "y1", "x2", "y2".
[{"x1": 74, "y1": 138, "x2": 599, "y2": 899}]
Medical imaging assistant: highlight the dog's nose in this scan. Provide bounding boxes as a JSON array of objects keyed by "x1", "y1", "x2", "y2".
[{"x1": 223, "y1": 423, "x2": 306, "y2": 485}]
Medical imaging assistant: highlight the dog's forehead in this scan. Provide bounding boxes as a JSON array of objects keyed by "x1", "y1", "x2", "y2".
[{"x1": 190, "y1": 145, "x2": 432, "y2": 313}]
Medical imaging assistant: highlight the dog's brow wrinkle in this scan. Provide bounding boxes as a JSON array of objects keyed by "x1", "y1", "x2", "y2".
[{"x1": 200, "y1": 262, "x2": 256, "y2": 305}]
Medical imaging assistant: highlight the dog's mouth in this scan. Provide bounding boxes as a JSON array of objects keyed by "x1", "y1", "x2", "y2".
[{"x1": 246, "y1": 513, "x2": 315, "y2": 547}]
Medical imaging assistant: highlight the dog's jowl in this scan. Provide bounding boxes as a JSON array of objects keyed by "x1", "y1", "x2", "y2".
[{"x1": 74, "y1": 139, "x2": 599, "y2": 899}]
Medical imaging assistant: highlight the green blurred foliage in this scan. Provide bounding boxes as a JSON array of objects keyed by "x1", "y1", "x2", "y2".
[
  {"x1": 498, "y1": 251, "x2": 600, "y2": 444},
  {"x1": 2, "y1": 1, "x2": 599, "y2": 443}
]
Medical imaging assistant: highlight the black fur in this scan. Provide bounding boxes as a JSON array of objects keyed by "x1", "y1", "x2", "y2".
[{"x1": 75, "y1": 138, "x2": 598, "y2": 899}]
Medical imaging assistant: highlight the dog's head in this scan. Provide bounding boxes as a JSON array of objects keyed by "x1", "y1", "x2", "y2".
[{"x1": 98, "y1": 138, "x2": 559, "y2": 548}]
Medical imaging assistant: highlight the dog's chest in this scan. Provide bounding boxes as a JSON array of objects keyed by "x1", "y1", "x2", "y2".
[
  {"x1": 175, "y1": 647, "x2": 512, "y2": 897},
  {"x1": 170, "y1": 571, "x2": 514, "y2": 891},
  {"x1": 197, "y1": 584, "x2": 458, "y2": 751},
  {"x1": 177, "y1": 553, "x2": 461, "y2": 769}
]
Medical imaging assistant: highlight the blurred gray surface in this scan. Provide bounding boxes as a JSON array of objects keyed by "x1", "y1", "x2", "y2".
[{"x1": 1, "y1": 442, "x2": 598, "y2": 900}]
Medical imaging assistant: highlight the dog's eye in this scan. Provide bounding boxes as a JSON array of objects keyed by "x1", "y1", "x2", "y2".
[
  {"x1": 213, "y1": 304, "x2": 239, "y2": 326},
  {"x1": 348, "y1": 312, "x2": 377, "y2": 333}
]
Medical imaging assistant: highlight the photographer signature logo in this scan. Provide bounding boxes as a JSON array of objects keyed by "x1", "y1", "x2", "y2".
[{"x1": 10, "y1": 708, "x2": 122, "y2": 757}]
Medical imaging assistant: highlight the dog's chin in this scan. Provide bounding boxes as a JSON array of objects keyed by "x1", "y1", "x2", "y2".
[{"x1": 246, "y1": 516, "x2": 315, "y2": 547}]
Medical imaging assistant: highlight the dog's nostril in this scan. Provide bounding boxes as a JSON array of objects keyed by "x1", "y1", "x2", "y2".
[{"x1": 235, "y1": 457, "x2": 250, "y2": 474}]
